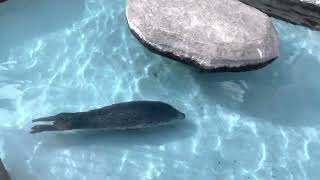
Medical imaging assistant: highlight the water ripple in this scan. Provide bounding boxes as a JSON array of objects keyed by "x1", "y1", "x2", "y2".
[{"x1": 0, "y1": 0, "x2": 319, "y2": 180}]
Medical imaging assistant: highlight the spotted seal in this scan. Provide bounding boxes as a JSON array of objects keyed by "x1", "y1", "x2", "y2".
[{"x1": 31, "y1": 101, "x2": 186, "y2": 134}]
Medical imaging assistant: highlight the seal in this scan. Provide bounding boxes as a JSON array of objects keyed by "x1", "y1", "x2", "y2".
[
  {"x1": 31, "y1": 101, "x2": 186, "y2": 134},
  {"x1": 0, "y1": 159, "x2": 11, "y2": 180},
  {"x1": 0, "y1": 0, "x2": 8, "y2": 3}
]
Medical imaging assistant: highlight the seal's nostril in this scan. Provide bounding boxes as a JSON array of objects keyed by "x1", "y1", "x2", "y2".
[{"x1": 179, "y1": 112, "x2": 186, "y2": 119}]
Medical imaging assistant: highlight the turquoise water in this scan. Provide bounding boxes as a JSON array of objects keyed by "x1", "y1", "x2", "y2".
[{"x1": 0, "y1": 0, "x2": 320, "y2": 179}]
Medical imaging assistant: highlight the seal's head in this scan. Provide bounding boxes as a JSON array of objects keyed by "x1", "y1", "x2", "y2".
[
  {"x1": 147, "y1": 102, "x2": 186, "y2": 127},
  {"x1": 178, "y1": 112, "x2": 186, "y2": 119}
]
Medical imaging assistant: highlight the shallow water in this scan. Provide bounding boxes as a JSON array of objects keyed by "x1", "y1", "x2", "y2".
[{"x1": 0, "y1": 0, "x2": 320, "y2": 179}]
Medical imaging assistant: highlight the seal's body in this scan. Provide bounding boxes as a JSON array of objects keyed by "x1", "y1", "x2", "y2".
[{"x1": 31, "y1": 101, "x2": 185, "y2": 134}]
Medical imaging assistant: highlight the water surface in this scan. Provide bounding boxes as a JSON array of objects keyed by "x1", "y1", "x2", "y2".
[{"x1": 0, "y1": 0, "x2": 320, "y2": 179}]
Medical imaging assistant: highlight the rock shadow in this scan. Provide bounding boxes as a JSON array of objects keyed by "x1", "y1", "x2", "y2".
[
  {"x1": 38, "y1": 120, "x2": 197, "y2": 148},
  {"x1": 0, "y1": 120, "x2": 196, "y2": 180},
  {"x1": 190, "y1": 52, "x2": 320, "y2": 127}
]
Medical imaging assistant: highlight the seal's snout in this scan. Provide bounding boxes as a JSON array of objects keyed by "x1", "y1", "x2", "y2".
[{"x1": 178, "y1": 112, "x2": 186, "y2": 119}]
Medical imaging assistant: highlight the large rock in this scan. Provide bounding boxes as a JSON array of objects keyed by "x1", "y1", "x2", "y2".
[
  {"x1": 126, "y1": 0, "x2": 279, "y2": 72},
  {"x1": 239, "y1": 0, "x2": 320, "y2": 31},
  {"x1": 0, "y1": 159, "x2": 11, "y2": 180}
]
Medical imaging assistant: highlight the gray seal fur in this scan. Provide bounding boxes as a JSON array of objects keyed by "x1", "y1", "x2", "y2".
[{"x1": 31, "y1": 101, "x2": 186, "y2": 134}]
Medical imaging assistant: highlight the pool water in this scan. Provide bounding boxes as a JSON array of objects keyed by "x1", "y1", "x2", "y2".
[{"x1": 0, "y1": 0, "x2": 320, "y2": 179}]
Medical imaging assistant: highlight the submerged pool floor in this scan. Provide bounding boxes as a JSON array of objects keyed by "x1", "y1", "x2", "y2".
[{"x1": 0, "y1": 0, "x2": 320, "y2": 179}]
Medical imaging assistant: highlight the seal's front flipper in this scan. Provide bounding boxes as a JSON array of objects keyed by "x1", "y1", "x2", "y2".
[{"x1": 30, "y1": 124, "x2": 59, "y2": 134}]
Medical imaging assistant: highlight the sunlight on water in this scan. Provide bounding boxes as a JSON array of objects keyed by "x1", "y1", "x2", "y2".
[{"x1": 0, "y1": 0, "x2": 320, "y2": 179}]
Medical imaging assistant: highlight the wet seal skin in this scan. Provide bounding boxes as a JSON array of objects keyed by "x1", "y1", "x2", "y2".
[
  {"x1": 31, "y1": 101, "x2": 186, "y2": 134},
  {"x1": 0, "y1": 159, "x2": 11, "y2": 180}
]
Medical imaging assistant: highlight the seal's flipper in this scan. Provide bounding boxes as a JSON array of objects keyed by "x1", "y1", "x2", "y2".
[
  {"x1": 30, "y1": 124, "x2": 59, "y2": 134},
  {"x1": 31, "y1": 113, "x2": 72, "y2": 133},
  {"x1": 32, "y1": 116, "x2": 55, "y2": 123}
]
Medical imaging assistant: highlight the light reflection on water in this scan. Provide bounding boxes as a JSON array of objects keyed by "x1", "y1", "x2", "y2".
[{"x1": 0, "y1": 0, "x2": 320, "y2": 179}]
